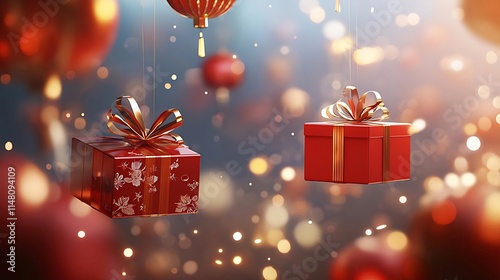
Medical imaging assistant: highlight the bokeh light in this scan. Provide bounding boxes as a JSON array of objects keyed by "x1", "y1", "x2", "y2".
[
  {"x1": 262, "y1": 266, "x2": 278, "y2": 280},
  {"x1": 277, "y1": 239, "x2": 291, "y2": 254},
  {"x1": 385, "y1": 231, "x2": 408, "y2": 251},
  {"x1": 19, "y1": 163, "x2": 50, "y2": 207},
  {"x1": 123, "y1": 248, "x2": 134, "y2": 258},
  {"x1": 293, "y1": 220, "x2": 321, "y2": 248},
  {"x1": 5, "y1": 141, "x2": 13, "y2": 151},
  {"x1": 466, "y1": 136, "x2": 481, "y2": 151},
  {"x1": 249, "y1": 156, "x2": 271, "y2": 175},
  {"x1": 265, "y1": 205, "x2": 289, "y2": 228},
  {"x1": 93, "y1": 0, "x2": 118, "y2": 24},
  {"x1": 280, "y1": 167, "x2": 296, "y2": 181},
  {"x1": 233, "y1": 232, "x2": 243, "y2": 241},
  {"x1": 233, "y1": 256, "x2": 242, "y2": 265},
  {"x1": 44, "y1": 74, "x2": 62, "y2": 100}
]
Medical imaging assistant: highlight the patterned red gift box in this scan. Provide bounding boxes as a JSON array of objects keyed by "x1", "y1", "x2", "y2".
[
  {"x1": 70, "y1": 96, "x2": 200, "y2": 217},
  {"x1": 304, "y1": 86, "x2": 411, "y2": 184},
  {"x1": 70, "y1": 137, "x2": 200, "y2": 218}
]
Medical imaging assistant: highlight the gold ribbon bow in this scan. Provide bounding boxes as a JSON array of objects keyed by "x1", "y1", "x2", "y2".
[
  {"x1": 321, "y1": 86, "x2": 390, "y2": 122},
  {"x1": 107, "y1": 96, "x2": 184, "y2": 146}
]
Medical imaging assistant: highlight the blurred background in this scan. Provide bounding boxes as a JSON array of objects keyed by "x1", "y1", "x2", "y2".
[{"x1": 1, "y1": 0, "x2": 500, "y2": 279}]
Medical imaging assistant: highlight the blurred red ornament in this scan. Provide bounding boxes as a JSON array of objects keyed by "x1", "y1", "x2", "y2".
[
  {"x1": 165, "y1": 0, "x2": 237, "y2": 57},
  {"x1": 463, "y1": 0, "x2": 500, "y2": 46},
  {"x1": 14, "y1": 189, "x2": 121, "y2": 279},
  {"x1": 409, "y1": 185, "x2": 500, "y2": 279},
  {"x1": 330, "y1": 232, "x2": 420, "y2": 280},
  {"x1": 202, "y1": 52, "x2": 245, "y2": 88},
  {"x1": 0, "y1": 0, "x2": 119, "y2": 92}
]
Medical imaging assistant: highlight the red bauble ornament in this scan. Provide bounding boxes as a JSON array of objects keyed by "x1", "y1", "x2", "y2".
[
  {"x1": 202, "y1": 52, "x2": 245, "y2": 88},
  {"x1": 0, "y1": 0, "x2": 119, "y2": 91},
  {"x1": 330, "y1": 232, "x2": 419, "y2": 280},
  {"x1": 463, "y1": 0, "x2": 500, "y2": 46},
  {"x1": 409, "y1": 185, "x2": 500, "y2": 279},
  {"x1": 165, "y1": 0, "x2": 237, "y2": 57}
]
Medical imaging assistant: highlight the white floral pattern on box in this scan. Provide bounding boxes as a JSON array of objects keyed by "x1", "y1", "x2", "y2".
[
  {"x1": 175, "y1": 194, "x2": 198, "y2": 213},
  {"x1": 112, "y1": 158, "x2": 198, "y2": 216}
]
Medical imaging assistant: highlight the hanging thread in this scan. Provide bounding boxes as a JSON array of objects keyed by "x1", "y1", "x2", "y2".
[{"x1": 153, "y1": 0, "x2": 157, "y2": 118}]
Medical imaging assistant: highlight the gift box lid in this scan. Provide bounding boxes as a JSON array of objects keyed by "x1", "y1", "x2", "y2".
[
  {"x1": 73, "y1": 137, "x2": 199, "y2": 158},
  {"x1": 304, "y1": 122, "x2": 410, "y2": 138}
]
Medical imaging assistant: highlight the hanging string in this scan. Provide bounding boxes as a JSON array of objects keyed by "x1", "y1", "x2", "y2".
[
  {"x1": 153, "y1": 0, "x2": 157, "y2": 118},
  {"x1": 355, "y1": 0, "x2": 359, "y2": 87},
  {"x1": 141, "y1": 0, "x2": 145, "y2": 102},
  {"x1": 348, "y1": 0, "x2": 351, "y2": 86}
]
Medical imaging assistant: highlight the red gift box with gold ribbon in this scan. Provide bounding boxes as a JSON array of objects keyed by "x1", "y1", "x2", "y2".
[
  {"x1": 70, "y1": 97, "x2": 200, "y2": 218},
  {"x1": 304, "y1": 86, "x2": 411, "y2": 184}
]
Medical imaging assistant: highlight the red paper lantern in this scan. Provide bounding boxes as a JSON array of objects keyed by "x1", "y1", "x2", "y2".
[
  {"x1": 165, "y1": 0, "x2": 237, "y2": 57},
  {"x1": 409, "y1": 185, "x2": 500, "y2": 279},
  {"x1": 0, "y1": 0, "x2": 119, "y2": 92},
  {"x1": 202, "y1": 52, "x2": 245, "y2": 88},
  {"x1": 463, "y1": 0, "x2": 500, "y2": 46}
]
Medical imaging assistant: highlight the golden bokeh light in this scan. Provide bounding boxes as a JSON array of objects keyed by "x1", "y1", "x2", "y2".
[
  {"x1": 249, "y1": 156, "x2": 271, "y2": 175},
  {"x1": 262, "y1": 266, "x2": 278, "y2": 280},
  {"x1": 293, "y1": 220, "x2": 321, "y2": 248},
  {"x1": 353, "y1": 47, "x2": 384, "y2": 65},
  {"x1": 93, "y1": 0, "x2": 118, "y2": 24},
  {"x1": 330, "y1": 36, "x2": 354, "y2": 55},
  {"x1": 19, "y1": 163, "x2": 50, "y2": 207},
  {"x1": 69, "y1": 197, "x2": 92, "y2": 218},
  {"x1": 5, "y1": 141, "x2": 13, "y2": 151},
  {"x1": 424, "y1": 176, "x2": 445, "y2": 192},
  {"x1": 272, "y1": 194, "x2": 285, "y2": 207},
  {"x1": 386, "y1": 231, "x2": 408, "y2": 251},
  {"x1": 233, "y1": 256, "x2": 242, "y2": 265},
  {"x1": 479, "y1": 192, "x2": 500, "y2": 244},
  {"x1": 277, "y1": 239, "x2": 291, "y2": 254},
  {"x1": 44, "y1": 74, "x2": 62, "y2": 100}
]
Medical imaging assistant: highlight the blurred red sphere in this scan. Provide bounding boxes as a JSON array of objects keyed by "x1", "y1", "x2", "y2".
[
  {"x1": 330, "y1": 232, "x2": 419, "y2": 280},
  {"x1": 15, "y1": 189, "x2": 121, "y2": 279},
  {"x1": 202, "y1": 52, "x2": 245, "y2": 88},
  {"x1": 409, "y1": 185, "x2": 500, "y2": 279},
  {"x1": 0, "y1": 0, "x2": 119, "y2": 91},
  {"x1": 463, "y1": 0, "x2": 500, "y2": 46}
]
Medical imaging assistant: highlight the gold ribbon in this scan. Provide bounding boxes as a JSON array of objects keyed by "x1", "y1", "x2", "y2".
[
  {"x1": 321, "y1": 86, "x2": 390, "y2": 122},
  {"x1": 332, "y1": 125, "x2": 344, "y2": 182},
  {"x1": 331, "y1": 125, "x2": 392, "y2": 183},
  {"x1": 335, "y1": 0, "x2": 341, "y2": 12},
  {"x1": 106, "y1": 96, "x2": 184, "y2": 147},
  {"x1": 323, "y1": 86, "x2": 392, "y2": 183}
]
